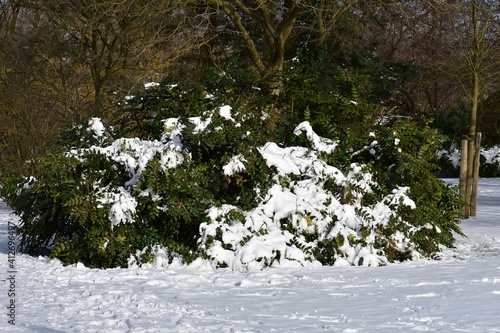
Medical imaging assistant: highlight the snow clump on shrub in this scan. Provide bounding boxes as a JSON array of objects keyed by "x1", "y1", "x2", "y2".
[{"x1": 198, "y1": 123, "x2": 417, "y2": 270}]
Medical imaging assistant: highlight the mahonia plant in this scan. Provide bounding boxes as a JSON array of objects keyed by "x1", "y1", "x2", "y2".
[{"x1": 1, "y1": 81, "x2": 463, "y2": 269}]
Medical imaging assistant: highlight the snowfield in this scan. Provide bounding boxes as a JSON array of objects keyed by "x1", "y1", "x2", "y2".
[{"x1": 1, "y1": 179, "x2": 500, "y2": 333}]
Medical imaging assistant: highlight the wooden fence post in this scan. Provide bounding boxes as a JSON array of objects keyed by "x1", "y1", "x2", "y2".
[
  {"x1": 459, "y1": 138, "x2": 469, "y2": 218},
  {"x1": 470, "y1": 132, "x2": 482, "y2": 217}
]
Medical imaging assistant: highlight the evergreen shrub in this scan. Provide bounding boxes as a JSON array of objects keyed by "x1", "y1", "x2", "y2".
[
  {"x1": 350, "y1": 119, "x2": 464, "y2": 257},
  {"x1": 1, "y1": 81, "x2": 463, "y2": 269}
]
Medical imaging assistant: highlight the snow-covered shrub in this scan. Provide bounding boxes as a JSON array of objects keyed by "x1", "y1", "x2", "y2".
[
  {"x1": 198, "y1": 144, "x2": 419, "y2": 270},
  {"x1": 1, "y1": 149, "x2": 131, "y2": 267},
  {"x1": 197, "y1": 119, "x2": 462, "y2": 270},
  {"x1": 351, "y1": 119, "x2": 464, "y2": 257},
  {"x1": 2, "y1": 84, "x2": 275, "y2": 267},
  {"x1": 1, "y1": 81, "x2": 463, "y2": 269}
]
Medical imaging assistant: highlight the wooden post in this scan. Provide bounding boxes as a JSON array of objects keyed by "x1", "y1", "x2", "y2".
[
  {"x1": 459, "y1": 138, "x2": 469, "y2": 218},
  {"x1": 465, "y1": 138, "x2": 475, "y2": 217},
  {"x1": 470, "y1": 132, "x2": 482, "y2": 217}
]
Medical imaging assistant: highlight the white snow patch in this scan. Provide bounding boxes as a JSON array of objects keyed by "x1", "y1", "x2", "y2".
[
  {"x1": 87, "y1": 118, "x2": 106, "y2": 138},
  {"x1": 98, "y1": 187, "x2": 137, "y2": 227},
  {"x1": 219, "y1": 105, "x2": 234, "y2": 121},
  {"x1": 144, "y1": 82, "x2": 160, "y2": 89},
  {"x1": 1, "y1": 179, "x2": 500, "y2": 332},
  {"x1": 223, "y1": 154, "x2": 247, "y2": 176},
  {"x1": 294, "y1": 121, "x2": 338, "y2": 154}
]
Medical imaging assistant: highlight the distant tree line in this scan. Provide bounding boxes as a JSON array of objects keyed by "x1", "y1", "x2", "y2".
[{"x1": 0, "y1": 0, "x2": 499, "y2": 176}]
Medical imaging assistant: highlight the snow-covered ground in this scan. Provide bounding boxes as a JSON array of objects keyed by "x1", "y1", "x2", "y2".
[{"x1": 1, "y1": 179, "x2": 500, "y2": 333}]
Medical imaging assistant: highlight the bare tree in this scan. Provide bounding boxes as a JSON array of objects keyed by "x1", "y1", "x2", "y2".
[
  {"x1": 427, "y1": 0, "x2": 500, "y2": 216},
  {"x1": 37, "y1": 0, "x2": 194, "y2": 115},
  {"x1": 0, "y1": 4, "x2": 65, "y2": 174},
  {"x1": 0, "y1": 0, "x2": 204, "y2": 175},
  {"x1": 202, "y1": 0, "x2": 359, "y2": 81}
]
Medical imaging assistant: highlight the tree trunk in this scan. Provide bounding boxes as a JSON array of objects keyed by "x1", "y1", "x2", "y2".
[
  {"x1": 464, "y1": 0, "x2": 481, "y2": 218},
  {"x1": 220, "y1": 3, "x2": 268, "y2": 77}
]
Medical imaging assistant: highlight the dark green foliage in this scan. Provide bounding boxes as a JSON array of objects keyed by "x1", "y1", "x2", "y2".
[
  {"x1": 479, "y1": 93, "x2": 500, "y2": 146},
  {"x1": 283, "y1": 46, "x2": 371, "y2": 136},
  {"x1": 478, "y1": 155, "x2": 500, "y2": 178},
  {"x1": 280, "y1": 45, "x2": 395, "y2": 168},
  {"x1": 115, "y1": 84, "x2": 214, "y2": 138},
  {"x1": 1, "y1": 150, "x2": 128, "y2": 267},
  {"x1": 1, "y1": 81, "x2": 276, "y2": 268},
  {"x1": 353, "y1": 118, "x2": 464, "y2": 255},
  {"x1": 1, "y1": 71, "x2": 463, "y2": 268}
]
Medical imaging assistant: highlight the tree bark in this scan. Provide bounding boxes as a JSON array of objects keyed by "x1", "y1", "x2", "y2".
[
  {"x1": 205, "y1": 1, "x2": 356, "y2": 82},
  {"x1": 465, "y1": 0, "x2": 481, "y2": 215},
  {"x1": 219, "y1": 3, "x2": 269, "y2": 77}
]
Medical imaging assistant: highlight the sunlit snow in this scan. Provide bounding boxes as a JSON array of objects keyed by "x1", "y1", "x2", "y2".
[
  {"x1": 1, "y1": 179, "x2": 500, "y2": 332},
  {"x1": 87, "y1": 118, "x2": 105, "y2": 139},
  {"x1": 222, "y1": 154, "x2": 247, "y2": 176},
  {"x1": 219, "y1": 105, "x2": 234, "y2": 121}
]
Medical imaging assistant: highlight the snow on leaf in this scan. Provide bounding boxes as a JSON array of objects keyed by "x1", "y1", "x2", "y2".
[
  {"x1": 223, "y1": 154, "x2": 247, "y2": 176},
  {"x1": 144, "y1": 82, "x2": 160, "y2": 89},
  {"x1": 189, "y1": 116, "x2": 212, "y2": 134},
  {"x1": 219, "y1": 105, "x2": 234, "y2": 121},
  {"x1": 87, "y1": 118, "x2": 106, "y2": 139},
  {"x1": 386, "y1": 187, "x2": 416, "y2": 209},
  {"x1": 98, "y1": 187, "x2": 137, "y2": 228},
  {"x1": 258, "y1": 142, "x2": 309, "y2": 175},
  {"x1": 293, "y1": 121, "x2": 338, "y2": 154}
]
